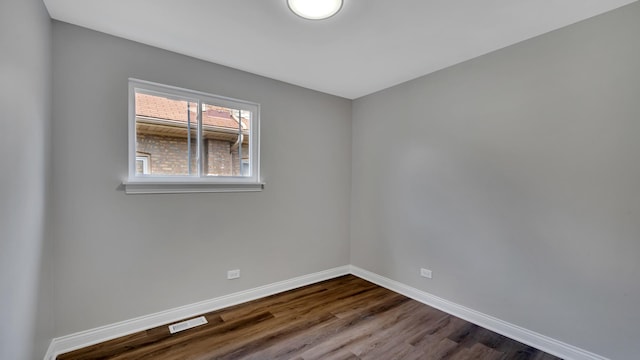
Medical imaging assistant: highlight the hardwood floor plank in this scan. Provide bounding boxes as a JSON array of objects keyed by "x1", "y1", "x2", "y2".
[
  {"x1": 57, "y1": 275, "x2": 562, "y2": 360},
  {"x1": 224, "y1": 289, "x2": 409, "y2": 359},
  {"x1": 241, "y1": 292, "x2": 410, "y2": 359},
  {"x1": 447, "y1": 343, "x2": 504, "y2": 360},
  {"x1": 279, "y1": 296, "x2": 415, "y2": 360},
  {"x1": 421, "y1": 338, "x2": 461, "y2": 359}
]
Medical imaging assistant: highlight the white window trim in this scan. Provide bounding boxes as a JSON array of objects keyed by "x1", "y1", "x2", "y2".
[{"x1": 123, "y1": 78, "x2": 263, "y2": 194}]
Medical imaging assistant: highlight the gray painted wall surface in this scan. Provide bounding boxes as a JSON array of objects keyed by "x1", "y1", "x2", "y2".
[
  {"x1": 0, "y1": 0, "x2": 54, "y2": 359},
  {"x1": 351, "y1": 3, "x2": 640, "y2": 359},
  {"x1": 51, "y1": 22, "x2": 351, "y2": 336}
]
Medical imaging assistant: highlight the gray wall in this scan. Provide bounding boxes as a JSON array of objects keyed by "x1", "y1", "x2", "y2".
[
  {"x1": 0, "y1": 0, "x2": 54, "y2": 359},
  {"x1": 351, "y1": 2, "x2": 640, "y2": 359},
  {"x1": 51, "y1": 21, "x2": 351, "y2": 336}
]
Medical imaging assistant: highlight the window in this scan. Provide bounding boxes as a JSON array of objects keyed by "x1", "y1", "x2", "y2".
[{"x1": 124, "y1": 79, "x2": 262, "y2": 194}]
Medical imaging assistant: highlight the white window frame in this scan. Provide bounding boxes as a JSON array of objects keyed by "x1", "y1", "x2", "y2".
[
  {"x1": 135, "y1": 155, "x2": 150, "y2": 175},
  {"x1": 241, "y1": 159, "x2": 250, "y2": 177},
  {"x1": 124, "y1": 78, "x2": 262, "y2": 194}
]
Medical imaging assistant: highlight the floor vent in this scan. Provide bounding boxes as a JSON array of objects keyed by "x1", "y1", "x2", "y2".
[{"x1": 168, "y1": 316, "x2": 208, "y2": 334}]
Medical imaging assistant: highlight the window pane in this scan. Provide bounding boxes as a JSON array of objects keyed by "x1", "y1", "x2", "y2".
[
  {"x1": 203, "y1": 104, "x2": 251, "y2": 177},
  {"x1": 135, "y1": 90, "x2": 198, "y2": 176}
]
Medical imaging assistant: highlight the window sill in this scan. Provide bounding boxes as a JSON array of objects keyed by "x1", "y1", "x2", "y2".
[{"x1": 122, "y1": 181, "x2": 264, "y2": 194}]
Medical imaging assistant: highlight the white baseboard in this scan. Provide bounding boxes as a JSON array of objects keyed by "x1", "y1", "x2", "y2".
[
  {"x1": 349, "y1": 265, "x2": 609, "y2": 360},
  {"x1": 45, "y1": 265, "x2": 608, "y2": 360},
  {"x1": 44, "y1": 265, "x2": 350, "y2": 360}
]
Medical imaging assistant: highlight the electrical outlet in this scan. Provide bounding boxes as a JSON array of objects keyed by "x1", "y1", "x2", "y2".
[
  {"x1": 420, "y1": 268, "x2": 432, "y2": 279},
  {"x1": 227, "y1": 269, "x2": 240, "y2": 279}
]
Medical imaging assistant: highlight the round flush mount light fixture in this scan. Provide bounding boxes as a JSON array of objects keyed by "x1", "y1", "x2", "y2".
[{"x1": 287, "y1": 0, "x2": 343, "y2": 20}]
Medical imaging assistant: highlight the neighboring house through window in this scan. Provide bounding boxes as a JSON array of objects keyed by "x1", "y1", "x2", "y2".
[{"x1": 125, "y1": 79, "x2": 262, "y2": 194}]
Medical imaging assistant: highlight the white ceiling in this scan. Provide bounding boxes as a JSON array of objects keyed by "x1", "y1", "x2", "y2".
[{"x1": 43, "y1": 0, "x2": 636, "y2": 99}]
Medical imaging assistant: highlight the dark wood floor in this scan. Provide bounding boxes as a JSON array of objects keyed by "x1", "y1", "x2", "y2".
[{"x1": 58, "y1": 275, "x2": 561, "y2": 360}]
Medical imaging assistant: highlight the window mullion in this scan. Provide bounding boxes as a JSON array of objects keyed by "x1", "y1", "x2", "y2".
[
  {"x1": 238, "y1": 110, "x2": 242, "y2": 176},
  {"x1": 187, "y1": 102, "x2": 193, "y2": 175},
  {"x1": 197, "y1": 99, "x2": 203, "y2": 177}
]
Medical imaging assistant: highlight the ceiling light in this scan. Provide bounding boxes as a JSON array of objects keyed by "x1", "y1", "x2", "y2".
[{"x1": 287, "y1": 0, "x2": 343, "y2": 20}]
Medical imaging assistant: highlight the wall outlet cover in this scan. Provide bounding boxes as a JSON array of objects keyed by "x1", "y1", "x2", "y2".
[{"x1": 227, "y1": 269, "x2": 241, "y2": 279}]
